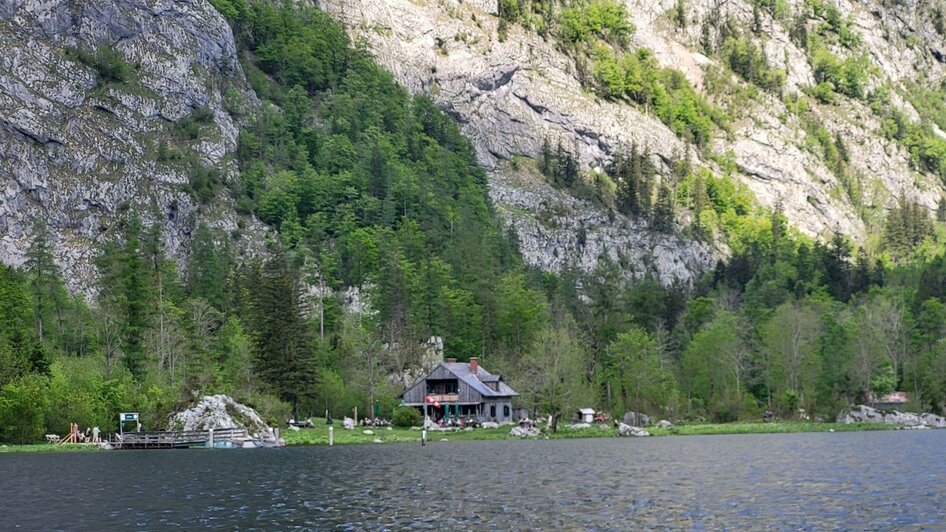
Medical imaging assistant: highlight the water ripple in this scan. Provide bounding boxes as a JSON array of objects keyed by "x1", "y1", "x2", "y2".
[{"x1": 1, "y1": 431, "x2": 945, "y2": 530}]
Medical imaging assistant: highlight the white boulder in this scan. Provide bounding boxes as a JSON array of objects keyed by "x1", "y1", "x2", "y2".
[
  {"x1": 167, "y1": 395, "x2": 271, "y2": 437},
  {"x1": 618, "y1": 423, "x2": 650, "y2": 437},
  {"x1": 509, "y1": 425, "x2": 541, "y2": 438},
  {"x1": 342, "y1": 417, "x2": 356, "y2": 430}
]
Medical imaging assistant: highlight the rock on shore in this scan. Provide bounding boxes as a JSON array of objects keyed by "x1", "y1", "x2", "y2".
[
  {"x1": 618, "y1": 423, "x2": 650, "y2": 437},
  {"x1": 168, "y1": 395, "x2": 272, "y2": 437},
  {"x1": 837, "y1": 405, "x2": 946, "y2": 428},
  {"x1": 509, "y1": 425, "x2": 540, "y2": 438}
]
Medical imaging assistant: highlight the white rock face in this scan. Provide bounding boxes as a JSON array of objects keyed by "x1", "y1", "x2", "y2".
[
  {"x1": 167, "y1": 394, "x2": 271, "y2": 436},
  {"x1": 490, "y1": 169, "x2": 715, "y2": 285},
  {"x1": 0, "y1": 0, "x2": 263, "y2": 292}
]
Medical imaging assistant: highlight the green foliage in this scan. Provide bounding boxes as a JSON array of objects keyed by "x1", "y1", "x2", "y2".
[
  {"x1": 559, "y1": 0, "x2": 634, "y2": 48},
  {"x1": 0, "y1": 374, "x2": 48, "y2": 444},
  {"x1": 607, "y1": 143, "x2": 656, "y2": 219},
  {"x1": 66, "y1": 47, "x2": 133, "y2": 85},
  {"x1": 721, "y1": 35, "x2": 785, "y2": 92},
  {"x1": 803, "y1": 0, "x2": 860, "y2": 48},
  {"x1": 810, "y1": 48, "x2": 869, "y2": 100},
  {"x1": 591, "y1": 46, "x2": 726, "y2": 148},
  {"x1": 208, "y1": 0, "x2": 247, "y2": 20},
  {"x1": 602, "y1": 327, "x2": 677, "y2": 416},
  {"x1": 392, "y1": 406, "x2": 422, "y2": 427},
  {"x1": 672, "y1": 0, "x2": 687, "y2": 29},
  {"x1": 883, "y1": 194, "x2": 934, "y2": 262}
]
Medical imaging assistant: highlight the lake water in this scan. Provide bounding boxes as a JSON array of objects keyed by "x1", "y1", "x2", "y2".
[{"x1": 1, "y1": 430, "x2": 944, "y2": 530}]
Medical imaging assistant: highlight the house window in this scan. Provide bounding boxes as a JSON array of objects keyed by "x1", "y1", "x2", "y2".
[
  {"x1": 490, "y1": 405, "x2": 496, "y2": 418},
  {"x1": 503, "y1": 405, "x2": 510, "y2": 418}
]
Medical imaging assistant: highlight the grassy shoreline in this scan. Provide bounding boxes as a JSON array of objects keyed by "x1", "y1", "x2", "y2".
[
  {"x1": 0, "y1": 421, "x2": 904, "y2": 453},
  {"x1": 280, "y1": 420, "x2": 901, "y2": 447}
]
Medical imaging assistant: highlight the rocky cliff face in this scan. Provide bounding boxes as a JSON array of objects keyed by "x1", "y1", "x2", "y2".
[
  {"x1": 320, "y1": 0, "x2": 946, "y2": 281},
  {"x1": 4, "y1": 0, "x2": 945, "y2": 291},
  {"x1": 0, "y1": 0, "x2": 260, "y2": 291}
]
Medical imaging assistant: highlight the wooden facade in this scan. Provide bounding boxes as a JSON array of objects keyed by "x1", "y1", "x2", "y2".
[{"x1": 402, "y1": 361, "x2": 519, "y2": 422}]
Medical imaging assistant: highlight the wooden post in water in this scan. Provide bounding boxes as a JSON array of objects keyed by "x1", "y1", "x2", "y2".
[
  {"x1": 207, "y1": 428, "x2": 214, "y2": 449},
  {"x1": 329, "y1": 426, "x2": 334, "y2": 446}
]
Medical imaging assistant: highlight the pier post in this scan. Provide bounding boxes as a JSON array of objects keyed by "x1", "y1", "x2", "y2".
[
  {"x1": 329, "y1": 426, "x2": 334, "y2": 446},
  {"x1": 208, "y1": 428, "x2": 214, "y2": 449}
]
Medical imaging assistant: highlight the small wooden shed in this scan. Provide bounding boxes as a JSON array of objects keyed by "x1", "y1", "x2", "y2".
[{"x1": 577, "y1": 408, "x2": 596, "y2": 424}]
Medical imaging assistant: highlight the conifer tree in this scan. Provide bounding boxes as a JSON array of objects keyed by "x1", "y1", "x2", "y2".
[
  {"x1": 250, "y1": 245, "x2": 316, "y2": 416},
  {"x1": 26, "y1": 220, "x2": 64, "y2": 346}
]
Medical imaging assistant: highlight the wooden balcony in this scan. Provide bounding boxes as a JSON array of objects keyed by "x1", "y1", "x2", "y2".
[{"x1": 426, "y1": 393, "x2": 460, "y2": 403}]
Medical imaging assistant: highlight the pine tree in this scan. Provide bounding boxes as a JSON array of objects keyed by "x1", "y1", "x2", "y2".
[
  {"x1": 674, "y1": 0, "x2": 687, "y2": 30},
  {"x1": 26, "y1": 220, "x2": 64, "y2": 346},
  {"x1": 540, "y1": 137, "x2": 554, "y2": 177},
  {"x1": 250, "y1": 245, "x2": 316, "y2": 416},
  {"x1": 640, "y1": 147, "x2": 655, "y2": 215},
  {"x1": 652, "y1": 184, "x2": 675, "y2": 232}
]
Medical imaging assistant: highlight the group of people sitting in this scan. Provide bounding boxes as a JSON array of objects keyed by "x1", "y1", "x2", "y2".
[
  {"x1": 360, "y1": 417, "x2": 392, "y2": 427},
  {"x1": 430, "y1": 416, "x2": 480, "y2": 428}
]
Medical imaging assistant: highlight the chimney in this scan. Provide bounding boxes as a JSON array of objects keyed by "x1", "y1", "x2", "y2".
[
  {"x1": 446, "y1": 358, "x2": 457, "y2": 363},
  {"x1": 469, "y1": 357, "x2": 479, "y2": 374}
]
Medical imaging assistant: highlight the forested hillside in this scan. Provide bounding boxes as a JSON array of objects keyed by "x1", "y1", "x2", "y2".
[{"x1": 3, "y1": 0, "x2": 946, "y2": 443}]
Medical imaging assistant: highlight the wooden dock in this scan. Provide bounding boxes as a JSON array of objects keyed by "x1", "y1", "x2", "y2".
[{"x1": 110, "y1": 428, "x2": 249, "y2": 449}]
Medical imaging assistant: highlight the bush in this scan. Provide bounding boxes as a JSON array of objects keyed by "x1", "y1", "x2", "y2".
[
  {"x1": 393, "y1": 406, "x2": 422, "y2": 427},
  {"x1": 0, "y1": 374, "x2": 49, "y2": 444},
  {"x1": 560, "y1": 0, "x2": 634, "y2": 48}
]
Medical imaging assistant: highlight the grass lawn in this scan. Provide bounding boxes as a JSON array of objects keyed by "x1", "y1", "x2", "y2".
[
  {"x1": 282, "y1": 422, "x2": 517, "y2": 446},
  {"x1": 647, "y1": 421, "x2": 899, "y2": 437},
  {"x1": 0, "y1": 443, "x2": 103, "y2": 454}
]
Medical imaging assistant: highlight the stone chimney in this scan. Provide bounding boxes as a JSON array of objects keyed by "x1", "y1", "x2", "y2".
[
  {"x1": 469, "y1": 357, "x2": 479, "y2": 374},
  {"x1": 446, "y1": 358, "x2": 457, "y2": 363}
]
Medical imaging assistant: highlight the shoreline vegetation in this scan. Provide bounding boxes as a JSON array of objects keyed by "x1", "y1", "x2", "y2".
[{"x1": 0, "y1": 421, "x2": 904, "y2": 453}]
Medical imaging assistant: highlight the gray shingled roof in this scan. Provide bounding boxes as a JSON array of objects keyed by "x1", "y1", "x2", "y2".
[{"x1": 442, "y1": 362, "x2": 518, "y2": 397}]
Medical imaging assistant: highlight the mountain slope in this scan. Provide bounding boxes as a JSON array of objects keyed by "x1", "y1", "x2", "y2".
[{"x1": 320, "y1": 0, "x2": 946, "y2": 268}]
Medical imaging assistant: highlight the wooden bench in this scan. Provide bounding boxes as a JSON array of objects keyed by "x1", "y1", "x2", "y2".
[{"x1": 45, "y1": 434, "x2": 60, "y2": 443}]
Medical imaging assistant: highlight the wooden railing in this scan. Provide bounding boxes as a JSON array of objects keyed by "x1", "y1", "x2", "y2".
[
  {"x1": 111, "y1": 427, "x2": 249, "y2": 449},
  {"x1": 426, "y1": 393, "x2": 460, "y2": 403}
]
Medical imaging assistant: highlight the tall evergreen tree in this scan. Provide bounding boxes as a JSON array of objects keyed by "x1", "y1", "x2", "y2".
[{"x1": 250, "y1": 245, "x2": 316, "y2": 416}]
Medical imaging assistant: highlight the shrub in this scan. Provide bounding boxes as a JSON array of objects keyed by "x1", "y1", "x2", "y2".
[
  {"x1": 560, "y1": 0, "x2": 634, "y2": 48},
  {"x1": 393, "y1": 406, "x2": 422, "y2": 427},
  {"x1": 0, "y1": 374, "x2": 49, "y2": 444},
  {"x1": 92, "y1": 48, "x2": 132, "y2": 84}
]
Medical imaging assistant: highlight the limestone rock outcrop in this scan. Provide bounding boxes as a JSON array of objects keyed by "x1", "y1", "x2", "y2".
[
  {"x1": 168, "y1": 394, "x2": 272, "y2": 437},
  {"x1": 0, "y1": 0, "x2": 262, "y2": 291},
  {"x1": 837, "y1": 405, "x2": 946, "y2": 428}
]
